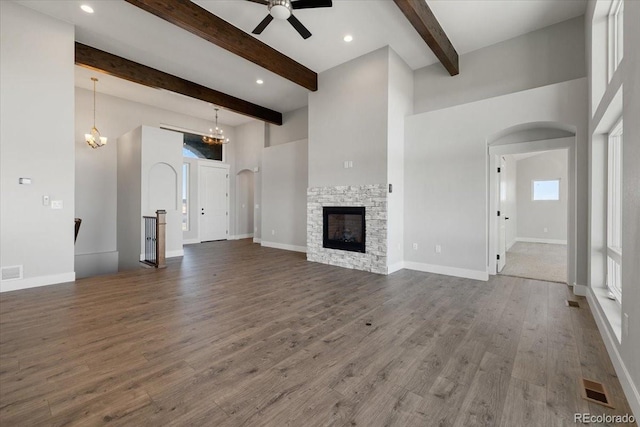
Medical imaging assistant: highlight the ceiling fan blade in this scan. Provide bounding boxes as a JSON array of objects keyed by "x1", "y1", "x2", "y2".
[
  {"x1": 252, "y1": 14, "x2": 274, "y2": 35},
  {"x1": 292, "y1": 0, "x2": 332, "y2": 9},
  {"x1": 246, "y1": 0, "x2": 269, "y2": 5},
  {"x1": 287, "y1": 14, "x2": 312, "y2": 39}
]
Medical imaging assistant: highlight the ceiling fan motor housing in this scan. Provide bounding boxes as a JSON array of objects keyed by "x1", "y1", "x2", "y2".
[{"x1": 269, "y1": 0, "x2": 292, "y2": 20}]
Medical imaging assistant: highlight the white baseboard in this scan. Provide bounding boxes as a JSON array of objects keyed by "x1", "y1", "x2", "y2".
[
  {"x1": 403, "y1": 261, "x2": 489, "y2": 281},
  {"x1": 1, "y1": 272, "x2": 75, "y2": 293},
  {"x1": 253, "y1": 238, "x2": 262, "y2": 244},
  {"x1": 573, "y1": 282, "x2": 587, "y2": 296},
  {"x1": 166, "y1": 250, "x2": 184, "y2": 258},
  {"x1": 230, "y1": 234, "x2": 254, "y2": 240},
  {"x1": 261, "y1": 241, "x2": 307, "y2": 253},
  {"x1": 587, "y1": 287, "x2": 640, "y2": 418},
  {"x1": 183, "y1": 238, "x2": 200, "y2": 245},
  {"x1": 387, "y1": 261, "x2": 405, "y2": 274},
  {"x1": 515, "y1": 237, "x2": 568, "y2": 245},
  {"x1": 75, "y1": 251, "x2": 118, "y2": 279}
]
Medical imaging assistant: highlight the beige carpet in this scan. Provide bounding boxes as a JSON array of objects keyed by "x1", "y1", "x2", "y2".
[{"x1": 499, "y1": 242, "x2": 567, "y2": 283}]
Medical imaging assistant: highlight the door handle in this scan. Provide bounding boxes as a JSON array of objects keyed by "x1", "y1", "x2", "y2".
[{"x1": 505, "y1": 217, "x2": 510, "y2": 220}]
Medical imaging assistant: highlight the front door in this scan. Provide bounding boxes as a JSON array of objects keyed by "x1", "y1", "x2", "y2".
[{"x1": 199, "y1": 163, "x2": 228, "y2": 242}]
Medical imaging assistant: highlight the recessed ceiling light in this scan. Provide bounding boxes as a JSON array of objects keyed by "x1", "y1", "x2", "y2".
[
  {"x1": 80, "y1": 4, "x2": 94, "y2": 14},
  {"x1": 256, "y1": 79, "x2": 264, "y2": 85},
  {"x1": 343, "y1": 35, "x2": 353, "y2": 42}
]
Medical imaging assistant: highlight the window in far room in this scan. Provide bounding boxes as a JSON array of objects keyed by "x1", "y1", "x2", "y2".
[
  {"x1": 607, "y1": 118, "x2": 623, "y2": 302},
  {"x1": 532, "y1": 179, "x2": 560, "y2": 201},
  {"x1": 608, "y1": 0, "x2": 624, "y2": 80}
]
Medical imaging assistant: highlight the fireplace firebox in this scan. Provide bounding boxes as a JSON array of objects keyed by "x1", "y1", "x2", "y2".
[{"x1": 323, "y1": 207, "x2": 365, "y2": 253}]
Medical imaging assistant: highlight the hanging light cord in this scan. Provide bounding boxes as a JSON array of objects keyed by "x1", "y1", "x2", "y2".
[{"x1": 91, "y1": 77, "x2": 98, "y2": 128}]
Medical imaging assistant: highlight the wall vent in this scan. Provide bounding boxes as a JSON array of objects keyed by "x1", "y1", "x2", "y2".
[
  {"x1": 581, "y1": 378, "x2": 614, "y2": 408},
  {"x1": 1, "y1": 265, "x2": 23, "y2": 281},
  {"x1": 566, "y1": 300, "x2": 580, "y2": 308}
]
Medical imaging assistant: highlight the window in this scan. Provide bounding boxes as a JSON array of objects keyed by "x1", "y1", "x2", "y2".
[
  {"x1": 532, "y1": 180, "x2": 560, "y2": 201},
  {"x1": 182, "y1": 163, "x2": 189, "y2": 231},
  {"x1": 608, "y1": 0, "x2": 624, "y2": 80},
  {"x1": 607, "y1": 119, "x2": 623, "y2": 301},
  {"x1": 162, "y1": 127, "x2": 223, "y2": 161}
]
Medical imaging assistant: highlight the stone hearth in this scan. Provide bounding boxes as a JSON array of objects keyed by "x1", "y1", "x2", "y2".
[{"x1": 307, "y1": 184, "x2": 387, "y2": 274}]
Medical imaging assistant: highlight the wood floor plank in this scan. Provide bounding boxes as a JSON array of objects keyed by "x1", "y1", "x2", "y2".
[{"x1": 0, "y1": 240, "x2": 635, "y2": 426}]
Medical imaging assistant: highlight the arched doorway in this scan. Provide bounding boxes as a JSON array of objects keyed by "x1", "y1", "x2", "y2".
[
  {"x1": 487, "y1": 122, "x2": 577, "y2": 288},
  {"x1": 236, "y1": 169, "x2": 255, "y2": 239}
]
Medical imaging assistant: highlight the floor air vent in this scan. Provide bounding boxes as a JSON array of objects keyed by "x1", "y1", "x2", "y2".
[
  {"x1": 1, "y1": 265, "x2": 23, "y2": 281},
  {"x1": 581, "y1": 378, "x2": 614, "y2": 408},
  {"x1": 566, "y1": 300, "x2": 580, "y2": 308}
]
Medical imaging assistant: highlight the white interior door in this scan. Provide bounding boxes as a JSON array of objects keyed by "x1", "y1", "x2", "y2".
[
  {"x1": 498, "y1": 156, "x2": 507, "y2": 272},
  {"x1": 199, "y1": 163, "x2": 228, "y2": 242}
]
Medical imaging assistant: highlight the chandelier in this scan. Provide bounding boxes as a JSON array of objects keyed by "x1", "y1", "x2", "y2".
[
  {"x1": 85, "y1": 77, "x2": 107, "y2": 149},
  {"x1": 202, "y1": 107, "x2": 229, "y2": 145}
]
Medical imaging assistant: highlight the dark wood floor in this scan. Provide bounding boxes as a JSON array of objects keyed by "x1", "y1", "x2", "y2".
[{"x1": 0, "y1": 240, "x2": 635, "y2": 426}]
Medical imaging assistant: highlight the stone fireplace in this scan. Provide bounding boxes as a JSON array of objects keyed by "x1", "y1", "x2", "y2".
[{"x1": 307, "y1": 184, "x2": 387, "y2": 274}]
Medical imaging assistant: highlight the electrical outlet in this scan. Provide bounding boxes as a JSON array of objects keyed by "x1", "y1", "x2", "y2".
[
  {"x1": 435, "y1": 245, "x2": 442, "y2": 254},
  {"x1": 412, "y1": 243, "x2": 418, "y2": 250},
  {"x1": 544, "y1": 227, "x2": 548, "y2": 233},
  {"x1": 349, "y1": 161, "x2": 353, "y2": 168},
  {"x1": 271, "y1": 229, "x2": 275, "y2": 236},
  {"x1": 42, "y1": 195, "x2": 50, "y2": 206},
  {"x1": 623, "y1": 313, "x2": 629, "y2": 338},
  {"x1": 344, "y1": 161, "x2": 349, "y2": 169}
]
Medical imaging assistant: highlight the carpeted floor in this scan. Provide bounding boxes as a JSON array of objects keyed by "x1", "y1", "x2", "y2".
[{"x1": 499, "y1": 241, "x2": 567, "y2": 283}]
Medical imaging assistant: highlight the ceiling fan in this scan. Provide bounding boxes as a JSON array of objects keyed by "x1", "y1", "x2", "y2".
[{"x1": 247, "y1": 0, "x2": 333, "y2": 39}]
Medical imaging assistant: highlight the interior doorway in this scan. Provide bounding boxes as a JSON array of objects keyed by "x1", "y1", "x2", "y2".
[
  {"x1": 235, "y1": 169, "x2": 255, "y2": 239},
  {"x1": 198, "y1": 162, "x2": 229, "y2": 242},
  {"x1": 487, "y1": 122, "x2": 578, "y2": 289},
  {"x1": 492, "y1": 148, "x2": 570, "y2": 283}
]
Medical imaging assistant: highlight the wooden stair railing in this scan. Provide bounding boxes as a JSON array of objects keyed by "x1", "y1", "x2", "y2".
[{"x1": 142, "y1": 210, "x2": 166, "y2": 268}]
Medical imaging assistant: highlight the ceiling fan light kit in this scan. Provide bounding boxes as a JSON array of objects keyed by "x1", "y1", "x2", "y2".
[
  {"x1": 250, "y1": 0, "x2": 333, "y2": 39},
  {"x1": 269, "y1": 0, "x2": 292, "y2": 20}
]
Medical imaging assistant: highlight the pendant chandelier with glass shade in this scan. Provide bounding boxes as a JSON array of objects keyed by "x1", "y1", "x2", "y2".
[
  {"x1": 202, "y1": 107, "x2": 229, "y2": 145},
  {"x1": 85, "y1": 77, "x2": 107, "y2": 149}
]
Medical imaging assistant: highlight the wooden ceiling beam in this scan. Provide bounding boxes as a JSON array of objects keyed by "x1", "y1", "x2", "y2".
[
  {"x1": 124, "y1": 0, "x2": 318, "y2": 91},
  {"x1": 393, "y1": 0, "x2": 459, "y2": 76},
  {"x1": 75, "y1": 42, "x2": 282, "y2": 125}
]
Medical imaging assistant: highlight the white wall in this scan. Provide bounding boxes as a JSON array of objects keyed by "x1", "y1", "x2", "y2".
[
  {"x1": 267, "y1": 107, "x2": 308, "y2": 147},
  {"x1": 414, "y1": 16, "x2": 586, "y2": 115},
  {"x1": 516, "y1": 150, "x2": 568, "y2": 242},
  {"x1": 621, "y1": 0, "x2": 640, "y2": 409},
  {"x1": 586, "y1": 0, "x2": 640, "y2": 417},
  {"x1": 0, "y1": 2, "x2": 75, "y2": 292},
  {"x1": 262, "y1": 140, "x2": 309, "y2": 251},
  {"x1": 74, "y1": 88, "x2": 236, "y2": 275},
  {"x1": 117, "y1": 126, "x2": 183, "y2": 270},
  {"x1": 116, "y1": 128, "x2": 142, "y2": 271},
  {"x1": 404, "y1": 79, "x2": 587, "y2": 282},
  {"x1": 140, "y1": 127, "x2": 183, "y2": 259},
  {"x1": 308, "y1": 47, "x2": 389, "y2": 188},
  {"x1": 387, "y1": 49, "x2": 413, "y2": 271},
  {"x1": 234, "y1": 121, "x2": 265, "y2": 241},
  {"x1": 235, "y1": 170, "x2": 254, "y2": 238}
]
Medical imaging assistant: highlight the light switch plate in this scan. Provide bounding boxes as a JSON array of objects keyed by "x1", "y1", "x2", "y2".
[{"x1": 51, "y1": 200, "x2": 63, "y2": 209}]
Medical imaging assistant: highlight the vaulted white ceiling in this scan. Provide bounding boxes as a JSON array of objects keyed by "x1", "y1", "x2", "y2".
[{"x1": 19, "y1": 0, "x2": 586, "y2": 126}]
